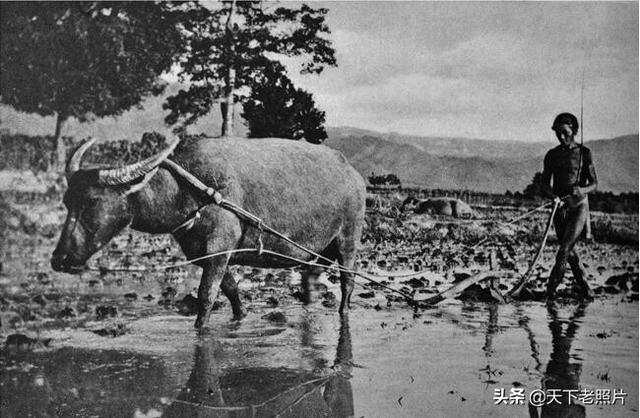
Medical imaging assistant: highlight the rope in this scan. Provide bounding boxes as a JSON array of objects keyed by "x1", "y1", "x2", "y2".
[
  {"x1": 471, "y1": 200, "x2": 554, "y2": 249},
  {"x1": 507, "y1": 199, "x2": 561, "y2": 298},
  {"x1": 89, "y1": 195, "x2": 561, "y2": 309},
  {"x1": 470, "y1": 194, "x2": 571, "y2": 249},
  {"x1": 219, "y1": 198, "x2": 431, "y2": 287},
  {"x1": 170, "y1": 375, "x2": 332, "y2": 413},
  {"x1": 88, "y1": 247, "x2": 415, "y2": 302},
  {"x1": 93, "y1": 160, "x2": 572, "y2": 309}
]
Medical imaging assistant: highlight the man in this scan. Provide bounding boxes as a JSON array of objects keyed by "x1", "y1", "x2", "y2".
[{"x1": 540, "y1": 112, "x2": 597, "y2": 299}]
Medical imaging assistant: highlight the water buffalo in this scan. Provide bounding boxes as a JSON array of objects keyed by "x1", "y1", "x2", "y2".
[
  {"x1": 51, "y1": 136, "x2": 366, "y2": 328},
  {"x1": 401, "y1": 196, "x2": 475, "y2": 218}
]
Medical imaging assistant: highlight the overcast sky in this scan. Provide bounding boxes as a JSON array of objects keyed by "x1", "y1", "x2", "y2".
[
  {"x1": 2, "y1": 1, "x2": 637, "y2": 143},
  {"x1": 285, "y1": 1, "x2": 638, "y2": 142}
]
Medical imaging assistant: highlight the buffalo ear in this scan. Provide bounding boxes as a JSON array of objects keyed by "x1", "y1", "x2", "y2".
[{"x1": 123, "y1": 168, "x2": 159, "y2": 196}]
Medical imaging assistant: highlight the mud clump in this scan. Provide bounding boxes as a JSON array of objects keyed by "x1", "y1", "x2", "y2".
[
  {"x1": 92, "y1": 323, "x2": 130, "y2": 338},
  {"x1": 4, "y1": 333, "x2": 52, "y2": 351},
  {"x1": 402, "y1": 277, "x2": 427, "y2": 288},
  {"x1": 57, "y1": 307, "x2": 76, "y2": 319},
  {"x1": 96, "y1": 305, "x2": 118, "y2": 320},
  {"x1": 158, "y1": 286, "x2": 179, "y2": 307},
  {"x1": 510, "y1": 287, "x2": 546, "y2": 302},
  {"x1": 211, "y1": 300, "x2": 225, "y2": 311},
  {"x1": 321, "y1": 291, "x2": 337, "y2": 308},
  {"x1": 261, "y1": 311, "x2": 287, "y2": 323},
  {"x1": 161, "y1": 286, "x2": 177, "y2": 299},
  {"x1": 456, "y1": 283, "x2": 505, "y2": 303},
  {"x1": 124, "y1": 292, "x2": 138, "y2": 301},
  {"x1": 290, "y1": 290, "x2": 306, "y2": 303},
  {"x1": 176, "y1": 294, "x2": 199, "y2": 316},
  {"x1": 0, "y1": 311, "x2": 23, "y2": 329},
  {"x1": 605, "y1": 273, "x2": 638, "y2": 292},
  {"x1": 32, "y1": 294, "x2": 48, "y2": 307}
]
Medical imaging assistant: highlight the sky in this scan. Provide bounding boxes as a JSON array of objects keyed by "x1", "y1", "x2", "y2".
[
  {"x1": 1, "y1": 1, "x2": 637, "y2": 143},
  {"x1": 284, "y1": 1, "x2": 639, "y2": 142}
]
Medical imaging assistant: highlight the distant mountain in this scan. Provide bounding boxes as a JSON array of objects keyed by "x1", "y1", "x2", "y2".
[
  {"x1": 586, "y1": 135, "x2": 638, "y2": 193},
  {"x1": 1, "y1": 100, "x2": 636, "y2": 193},
  {"x1": 327, "y1": 126, "x2": 549, "y2": 160},
  {"x1": 325, "y1": 129, "x2": 638, "y2": 194}
]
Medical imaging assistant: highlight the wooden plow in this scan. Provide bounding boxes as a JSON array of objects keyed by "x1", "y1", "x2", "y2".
[{"x1": 412, "y1": 199, "x2": 561, "y2": 308}]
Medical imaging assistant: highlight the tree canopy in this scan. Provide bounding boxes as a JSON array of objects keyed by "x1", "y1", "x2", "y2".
[
  {"x1": 1, "y1": 2, "x2": 183, "y2": 122},
  {"x1": 0, "y1": 1, "x2": 183, "y2": 166},
  {"x1": 241, "y1": 63, "x2": 327, "y2": 143},
  {"x1": 164, "y1": 1, "x2": 336, "y2": 134}
]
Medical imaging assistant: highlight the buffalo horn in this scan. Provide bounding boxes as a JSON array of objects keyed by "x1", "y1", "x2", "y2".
[
  {"x1": 97, "y1": 138, "x2": 180, "y2": 186},
  {"x1": 66, "y1": 137, "x2": 98, "y2": 178}
]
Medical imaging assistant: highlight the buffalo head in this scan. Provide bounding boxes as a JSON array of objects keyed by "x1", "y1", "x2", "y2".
[{"x1": 51, "y1": 137, "x2": 178, "y2": 273}]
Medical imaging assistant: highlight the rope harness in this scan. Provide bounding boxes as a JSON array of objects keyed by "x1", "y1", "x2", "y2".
[
  {"x1": 91, "y1": 159, "x2": 568, "y2": 309},
  {"x1": 157, "y1": 159, "x2": 417, "y2": 303}
]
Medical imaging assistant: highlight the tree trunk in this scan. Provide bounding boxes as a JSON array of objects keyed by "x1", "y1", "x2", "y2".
[
  {"x1": 221, "y1": 0, "x2": 236, "y2": 138},
  {"x1": 54, "y1": 113, "x2": 66, "y2": 172},
  {"x1": 220, "y1": 102, "x2": 234, "y2": 136}
]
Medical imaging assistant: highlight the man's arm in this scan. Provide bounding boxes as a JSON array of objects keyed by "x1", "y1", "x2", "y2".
[
  {"x1": 540, "y1": 151, "x2": 555, "y2": 199},
  {"x1": 574, "y1": 148, "x2": 597, "y2": 196}
]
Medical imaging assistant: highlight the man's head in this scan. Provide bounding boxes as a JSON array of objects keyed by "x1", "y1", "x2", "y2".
[{"x1": 552, "y1": 113, "x2": 579, "y2": 147}]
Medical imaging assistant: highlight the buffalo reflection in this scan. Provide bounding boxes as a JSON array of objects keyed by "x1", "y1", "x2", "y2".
[{"x1": 163, "y1": 315, "x2": 354, "y2": 417}]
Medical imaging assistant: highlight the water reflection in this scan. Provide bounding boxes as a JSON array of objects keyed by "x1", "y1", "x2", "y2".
[
  {"x1": 529, "y1": 301, "x2": 588, "y2": 418},
  {"x1": 322, "y1": 316, "x2": 354, "y2": 417},
  {"x1": 0, "y1": 348, "x2": 173, "y2": 417},
  {"x1": 516, "y1": 306, "x2": 543, "y2": 374},
  {"x1": 0, "y1": 314, "x2": 354, "y2": 417},
  {"x1": 482, "y1": 303, "x2": 499, "y2": 356},
  {"x1": 164, "y1": 315, "x2": 354, "y2": 417}
]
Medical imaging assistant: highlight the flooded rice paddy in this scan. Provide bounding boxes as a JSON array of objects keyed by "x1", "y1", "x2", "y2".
[{"x1": 1, "y1": 204, "x2": 638, "y2": 417}]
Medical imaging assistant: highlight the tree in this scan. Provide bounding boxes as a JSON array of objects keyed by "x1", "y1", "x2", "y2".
[
  {"x1": 0, "y1": 2, "x2": 183, "y2": 170},
  {"x1": 523, "y1": 171, "x2": 544, "y2": 198},
  {"x1": 241, "y1": 63, "x2": 327, "y2": 143},
  {"x1": 164, "y1": 1, "x2": 336, "y2": 136},
  {"x1": 368, "y1": 173, "x2": 402, "y2": 188}
]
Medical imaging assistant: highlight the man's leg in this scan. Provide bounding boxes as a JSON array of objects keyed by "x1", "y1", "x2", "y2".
[
  {"x1": 568, "y1": 250, "x2": 594, "y2": 298},
  {"x1": 547, "y1": 209, "x2": 568, "y2": 298},
  {"x1": 547, "y1": 204, "x2": 588, "y2": 298},
  {"x1": 566, "y1": 203, "x2": 591, "y2": 297}
]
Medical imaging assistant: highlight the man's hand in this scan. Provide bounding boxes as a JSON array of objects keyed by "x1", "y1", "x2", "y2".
[
  {"x1": 571, "y1": 186, "x2": 584, "y2": 198},
  {"x1": 553, "y1": 196, "x2": 565, "y2": 207}
]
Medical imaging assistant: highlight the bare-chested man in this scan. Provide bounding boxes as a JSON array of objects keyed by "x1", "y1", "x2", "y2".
[{"x1": 541, "y1": 112, "x2": 597, "y2": 299}]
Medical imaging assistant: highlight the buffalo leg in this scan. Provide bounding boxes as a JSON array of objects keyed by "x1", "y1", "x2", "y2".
[
  {"x1": 192, "y1": 211, "x2": 242, "y2": 328},
  {"x1": 338, "y1": 266, "x2": 355, "y2": 314},
  {"x1": 194, "y1": 258, "x2": 229, "y2": 329},
  {"x1": 220, "y1": 270, "x2": 245, "y2": 320},
  {"x1": 337, "y1": 210, "x2": 363, "y2": 313},
  {"x1": 336, "y1": 241, "x2": 357, "y2": 314}
]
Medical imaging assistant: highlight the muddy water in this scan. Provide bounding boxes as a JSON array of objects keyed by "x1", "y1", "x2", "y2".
[
  {"x1": 1, "y1": 282, "x2": 637, "y2": 417},
  {"x1": 1, "y1": 222, "x2": 638, "y2": 417}
]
